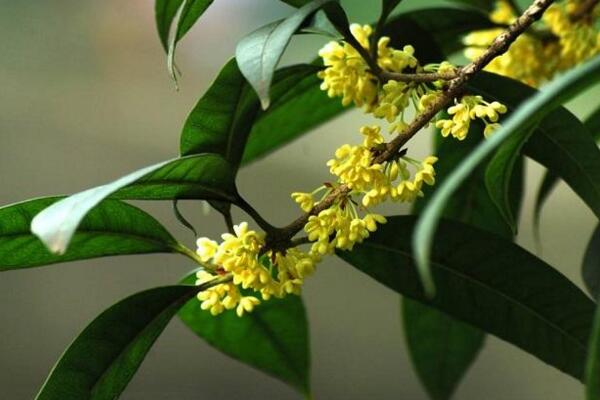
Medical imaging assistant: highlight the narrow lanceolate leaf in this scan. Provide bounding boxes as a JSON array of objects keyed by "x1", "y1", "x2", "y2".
[
  {"x1": 402, "y1": 299, "x2": 484, "y2": 400},
  {"x1": 465, "y1": 72, "x2": 599, "y2": 233},
  {"x1": 339, "y1": 216, "x2": 595, "y2": 380},
  {"x1": 178, "y1": 273, "x2": 310, "y2": 395},
  {"x1": 181, "y1": 59, "x2": 344, "y2": 167},
  {"x1": 31, "y1": 154, "x2": 236, "y2": 255},
  {"x1": 583, "y1": 225, "x2": 600, "y2": 300},
  {"x1": 586, "y1": 300, "x2": 600, "y2": 400},
  {"x1": 180, "y1": 58, "x2": 259, "y2": 164},
  {"x1": 36, "y1": 286, "x2": 197, "y2": 400},
  {"x1": 415, "y1": 55, "x2": 600, "y2": 295},
  {"x1": 534, "y1": 106, "x2": 600, "y2": 227},
  {"x1": 0, "y1": 197, "x2": 177, "y2": 271},
  {"x1": 242, "y1": 63, "x2": 345, "y2": 164},
  {"x1": 484, "y1": 124, "x2": 534, "y2": 233},
  {"x1": 235, "y1": 0, "x2": 335, "y2": 109},
  {"x1": 406, "y1": 130, "x2": 524, "y2": 400},
  {"x1": 155, "y1": 0, "x2": 212, "y2": 51}
]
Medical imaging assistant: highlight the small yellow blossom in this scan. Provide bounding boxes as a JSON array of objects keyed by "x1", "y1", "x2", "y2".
[
  {"x1": 436, "y1": 96, "x2": 507, "y2": 140},
  {"x1": 291, "y1": 192, "x2": 314, "y2": 212}
]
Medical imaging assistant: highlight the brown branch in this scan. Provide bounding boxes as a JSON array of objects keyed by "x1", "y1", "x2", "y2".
[
  {"x1": 380, "y1": 70, "x2": 459, "y2": 83},
  {"x1": 570, "y1": 0, "x2": 599, "y2": 21},
  {"x1": 264, "y1": 0, "x2": 556, "y2": 250}
]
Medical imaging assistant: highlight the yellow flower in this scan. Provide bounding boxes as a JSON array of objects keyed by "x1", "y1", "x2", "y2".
[
  {"x1": 236, "y1": 296, "x2": 260, "y2": 317},
  {"x1": 196, "y1": 237, "x2": 219, "y2": 262},
  {"x1": 291, "y1": 192, "x2": 314, "y2": 212},
  {"x1": 436, "y1": 96, "x2": 507, "y2": 140}
]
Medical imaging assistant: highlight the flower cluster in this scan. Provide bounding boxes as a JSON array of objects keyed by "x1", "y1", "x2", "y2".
[
  {"x1": 464, "y1": 0, "x2": 600, "y2": 87},
  {"x1": 292, "y1": 124, "x2": 437, "y2": 256},
  {"x1": 318, "y1": 24, "x2": 418, "y2": 110},
  {"x1": 195, "y1": 222, "x2": 317, "y2": 316},
  {"x1": 436, "y1": 96, "x2": 508, "y2": 140}
]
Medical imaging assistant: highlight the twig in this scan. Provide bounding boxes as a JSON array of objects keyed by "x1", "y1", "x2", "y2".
[
  {"x1": 264, "y1": 0, "x2": 556, "y2": 249},
  {"x1": 380, "y1": 70, "x2": 459, "y2": 83}
]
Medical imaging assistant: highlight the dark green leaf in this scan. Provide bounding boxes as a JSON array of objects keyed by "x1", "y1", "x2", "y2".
[
  {"x1": 242, "y1": 64, "x2": 345, "y2": 164},
  {"x1": 179, "y1": 273, "x2": 310, "y2": 395},
  {"x1": 534, "y1": 107, "x2": 600, "y2": 228},
  {"x1": 339, "y1": 216, "x2": 595, "y2": 380},
  {"x1": 180, "y1": 58, "x2": 259, "y2": 165},
  {"x1": 415, "y1": 56, "x2": 600, "y2": 295},
  {"x1": 235, "y1": 0, "x2": 335, "y2": 109},
  {"x1": 172, "y1": 200, "x2": 197, "y2": 237},
  {"x1": 586, "y1": 270, "x2": 600, "y2": 400},
  {"x1": 36, "y1": 286, "x2": 197, "y2": 400},
  {"x1": 402, "y1": 299, "x2": 485, "y2": 400},
  {"x1": 0, "y1": 197, "x2": 177, "y2": 271},
  {"x1": 583, "y1": 225, "x2": 600, "y2": 299},
  {"x1": 31, "y1": 154, "x2": 236, "y2": 254},
  {"x1": 484, "y1": 124, "x2": 534, "y2": 234},
  {"x1": 406, "y1": 130, "x2": 523, "y2": 400}
]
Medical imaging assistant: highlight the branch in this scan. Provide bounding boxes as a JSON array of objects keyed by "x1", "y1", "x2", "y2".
[
  {"x1": 380, "y1": 70, "x2": 459, "y2": 83},
  {"x1": 264, "y1": 0, "x2": 555, "y2": 249}
]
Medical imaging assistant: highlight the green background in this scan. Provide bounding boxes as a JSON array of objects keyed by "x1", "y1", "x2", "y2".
[{"x1": 0, "y1": 0, "x2": 597, "y2": 398}]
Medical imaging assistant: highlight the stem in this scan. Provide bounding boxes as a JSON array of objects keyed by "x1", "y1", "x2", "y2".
[
  {"x1": 236, "y1": 195, "x2": 279, "y2": 235},
  {"x1": 263, "y1": 0, "x2": 556, "y2": 249},
  {"x1": 381, "y1": 70, "x2": 459, "y2": 83},
  {"x1": 196, "y1": 273, "x2": 233, "y2": 291},
  {"x1": 222, "y1": 208, "x2": 235, "y2": 234},
  {"x1": 173, "y1": 243, "x2": 218, "y2": 272}
]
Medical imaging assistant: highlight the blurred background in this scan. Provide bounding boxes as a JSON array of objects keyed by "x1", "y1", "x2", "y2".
[{"x1": 0, "y1": 1, "x2": 598, "y2": 399}]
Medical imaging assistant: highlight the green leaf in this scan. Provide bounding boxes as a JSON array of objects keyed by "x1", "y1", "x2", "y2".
[
  {"x1": 415, "y1": 55, "x2": 600, "y2": 295},
  {"x1": 484, "y1": 124, "x2": 534, "y2": 234},
  {"x1": 402, "y1": 299, "x2": 485, "y2": 400},
  {"x1": 180, "y1": 58, "x2": 259, "y2": 165},
  {"x1": 235, "y1": 0, "x2": 335, "y2": 109},
  {"x1": 36, "y1": 286, "x2": 197, "y2": 400},
  {"x1": 182, "y1": 59, "x2": 345, "y2": 167},
  {"x1": 583, "y1": 225, "x2": 600, "y2": 299},
  {"x1": 179, "y1": 273, "x2": 310, "y2": 395},
  {"x1": 534, "y1": 107, "x2": 600, "y2": 228},
  {"x1": 382, "y1": 0, "x2": 403, "y2": 18},
  {"x1": 406, "y1": 131, "x2": 523, "y2": 400},
  {"x1": 586, "y1": 267, "x2": 600, "y2": 400},
  {"x1": 242, "y1": 63, "x2": 345, "y2": 164},
  {"x1": 339, "y1": 216, "x2": 595, "y2": 380},
  {"x1": 31, "y1": 154, "x2": 236, "y2": 255},
  {"x1": 0, "y1": 197, "x2": 177, "y2": 271},
  {"x1": 155, "y1": 0, "x2": 212, "y2": 50}
]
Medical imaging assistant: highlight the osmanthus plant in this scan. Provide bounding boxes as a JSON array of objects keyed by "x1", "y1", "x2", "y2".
[{"x1": 2, "y1": 0, "x2": 600, "y2": 398}]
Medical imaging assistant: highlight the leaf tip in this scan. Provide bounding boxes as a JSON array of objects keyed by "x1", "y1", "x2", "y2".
[{"x1": 260, "y1": 97, "x2": 271, "y2": 110}]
